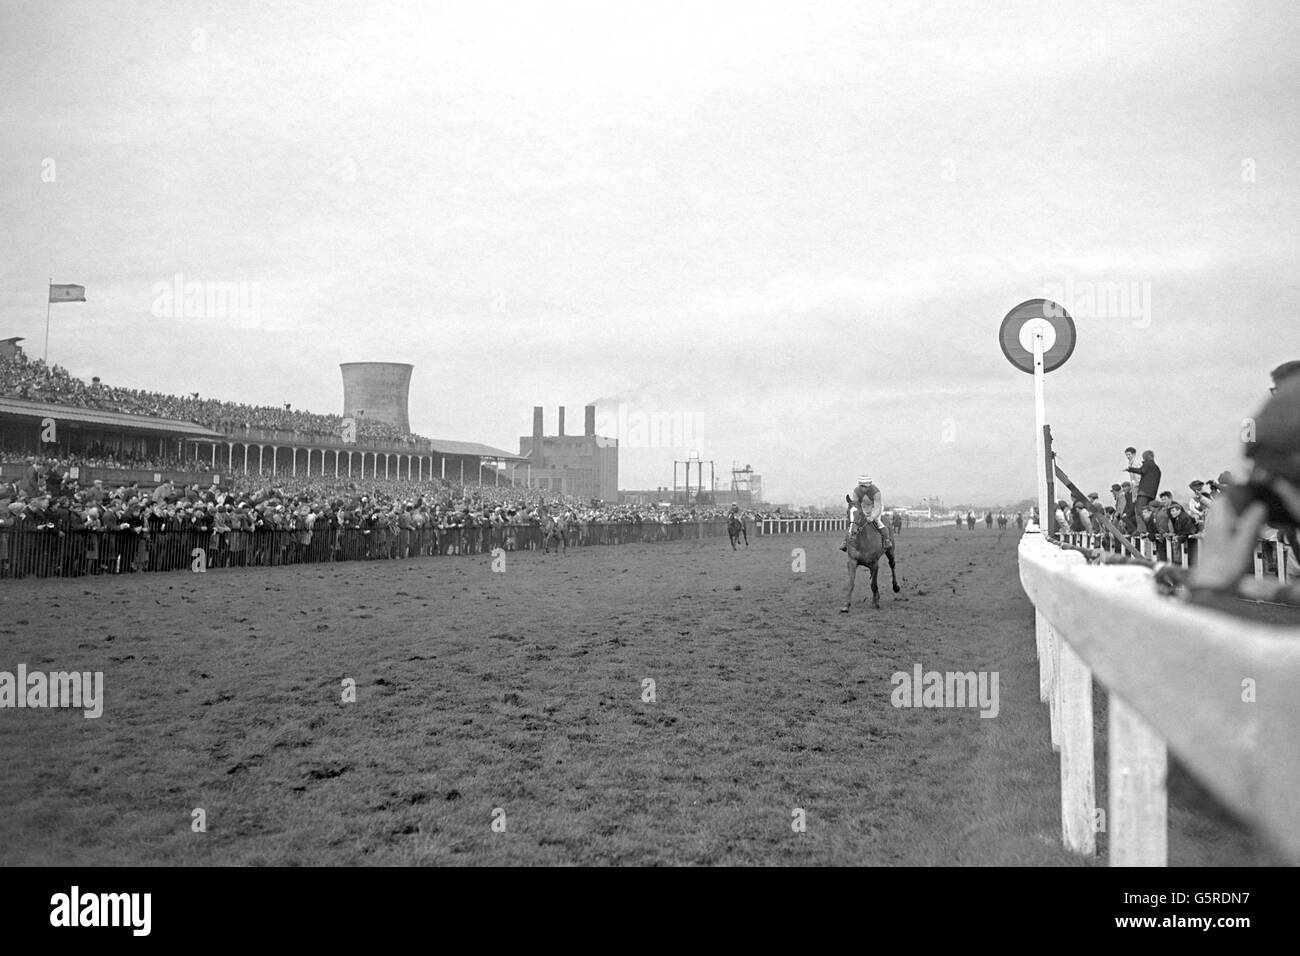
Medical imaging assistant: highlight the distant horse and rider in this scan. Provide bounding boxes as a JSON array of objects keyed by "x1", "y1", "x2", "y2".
[
  {"x1": 541, "y1": 510, "x2": 572, "y2": 554},
  {"x1": 727, "y1": 507, "x2": 749, "y2": 550}
]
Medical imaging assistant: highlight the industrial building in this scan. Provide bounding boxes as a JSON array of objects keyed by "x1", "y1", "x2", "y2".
[{"x1": 518, "y1": 405, "x2": 618, "y2": 501}]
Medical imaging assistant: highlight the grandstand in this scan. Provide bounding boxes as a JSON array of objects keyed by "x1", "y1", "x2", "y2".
[{"x1": 0, "y1": 342, "x2": 522, "y2": 488}]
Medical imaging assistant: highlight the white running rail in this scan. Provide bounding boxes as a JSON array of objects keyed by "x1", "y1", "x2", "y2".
[{"x1": 1019, "y1": 526, "x2": 1300, "y2": 865}]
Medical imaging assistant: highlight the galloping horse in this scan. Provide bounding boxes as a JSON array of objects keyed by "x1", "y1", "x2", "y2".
[
  {"x1": 841, "y1": 509, "x2": 900, "y2": 612},
  {"x1": 727, "y1": 512, "x2": 748, "y2": 550},
  {"x1": 542, "y1": 512, "x2": 570, "y2": 554}
]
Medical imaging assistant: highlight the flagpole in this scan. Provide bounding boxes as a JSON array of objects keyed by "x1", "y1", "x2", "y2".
[{"x1": 45, "y1": 277, "x2": 52, "y2": 363}]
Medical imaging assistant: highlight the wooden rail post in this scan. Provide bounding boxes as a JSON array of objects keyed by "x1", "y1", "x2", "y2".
[
  {"x1": 1059, "y1": 638, "x2": 1096, "y2": 855},
  {"x1": 1108, "y1": 693, "x2": 1168, "y2": 866},
  {"x1": 1039, "y1": 542, "x2": 1084, "y2": 750}
]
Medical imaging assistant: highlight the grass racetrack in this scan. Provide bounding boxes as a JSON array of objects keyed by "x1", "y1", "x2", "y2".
[{"x1": 0, "y1": 526, "x2": 1282, "y2": 866}]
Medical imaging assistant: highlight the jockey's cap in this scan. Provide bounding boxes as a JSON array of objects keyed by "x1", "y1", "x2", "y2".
[{"x1": 857, "y1": 475, "x2": 871, "y2": 485}]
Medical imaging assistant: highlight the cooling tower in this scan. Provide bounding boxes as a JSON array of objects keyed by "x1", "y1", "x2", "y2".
[{"x1": 340, "y1": 363, "x2": 413, "y2": 434}]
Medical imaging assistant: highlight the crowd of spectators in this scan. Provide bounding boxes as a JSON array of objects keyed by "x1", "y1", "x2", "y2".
[
  {"x1": 1053, "y1": 364, "x2": 1300, "y2": 590},
  {"x1": 1052, "y1": 445, "x2": 1232, "y2": 554},
  {"x1": 0, "y1": 348, "x2": 429, "y2": 446},
  {"x1": 0, "y1": 457, "x2": 810, "y2": 576},
  {"x1": 1, "y1": 442, "x2": 209, "y2": 473}
]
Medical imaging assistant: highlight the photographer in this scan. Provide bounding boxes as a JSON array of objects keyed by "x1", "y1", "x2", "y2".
[{"x1": 1190, "y1": 379, "x2": 1300, "y2": 603}]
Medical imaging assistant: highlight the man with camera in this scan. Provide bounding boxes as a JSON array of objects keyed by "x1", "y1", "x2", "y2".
[{"x1": 1190, "y1": 378, "x2": 1300, "y2": 602}]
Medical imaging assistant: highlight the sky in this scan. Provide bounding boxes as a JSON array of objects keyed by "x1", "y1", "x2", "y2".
[{"x1": 2, "y1": 0, "x2": 1297, "y2": 506}]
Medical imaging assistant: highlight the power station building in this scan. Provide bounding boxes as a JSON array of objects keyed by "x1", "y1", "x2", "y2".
[{"x1": 519, "y1": 405, "x2": 618, "y2": 501}]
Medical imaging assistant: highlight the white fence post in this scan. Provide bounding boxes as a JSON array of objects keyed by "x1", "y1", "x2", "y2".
[
  {"x1": 1108, "y1": 693, "x2": 1168, "y2": 866},
  {"x1": 1036, "y1": 610, "x2": 1052, "y2": 706},
  {"x1": 1049, "y1": 615, "x2": 1062, "y2": 753},
  {"x1": 1059, "y1": 639, "x2": 1096, "y2": 855}
]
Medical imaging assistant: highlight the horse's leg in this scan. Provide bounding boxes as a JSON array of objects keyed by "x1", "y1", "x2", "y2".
[
  {"x1": 870, "y1": 560, "x2": 881, "y2": 609},
  {"x1": 887, "y1": 545, "x2": 900, "y2": 592},
  {"x1": 841, "y1": 558, "x2": 856, "y2": 612}
]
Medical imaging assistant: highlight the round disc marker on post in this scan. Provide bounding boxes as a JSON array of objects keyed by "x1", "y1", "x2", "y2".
[
  {"x1": 1000, "y1": 299, "x2": 1076, "y2": 534},
  {"x1": 999, "y1": 299, "x2": 1076, "y2": 375}
]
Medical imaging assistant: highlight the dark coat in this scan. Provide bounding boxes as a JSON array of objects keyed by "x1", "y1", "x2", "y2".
[
  {"x1": 1126, "y1": 459, "x2": 1162, "y2": 499},
  {"x1": 1167, "y1": 510, "x2": 1198, "y2": 539}
]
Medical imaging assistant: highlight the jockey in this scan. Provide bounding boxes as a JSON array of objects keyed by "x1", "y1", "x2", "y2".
[{"x1": 840, "y1": 474, "x2": 893, "y2": 551}]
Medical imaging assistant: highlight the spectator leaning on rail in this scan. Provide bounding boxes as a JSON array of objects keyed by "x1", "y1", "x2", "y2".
[
  {"x1": 1186, "y1": 480, "x2": 1210, "y2": 526},
  {"x1": 1124, "y1": 449, "x2": 1161, "y2": 534},
  {"x1": 1150, "y1": 492, "x2": 1175, "y2": 535},
  {"x1": 1165, "y1": 502, "x2": 1198, "y2": 540}
]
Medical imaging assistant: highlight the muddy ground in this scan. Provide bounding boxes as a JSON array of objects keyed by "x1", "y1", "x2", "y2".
[{"x1": 0, "y1": 525, "x2": 1285, "y2": 865}]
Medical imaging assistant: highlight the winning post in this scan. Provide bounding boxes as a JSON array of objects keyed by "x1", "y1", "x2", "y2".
[{"x1": 999, "y1": 298, "x2": 1076, "y2": 532}]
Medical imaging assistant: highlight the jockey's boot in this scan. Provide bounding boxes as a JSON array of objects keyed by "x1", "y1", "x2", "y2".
[{"x1": 876, "y1": 519, "x2": 894, "y2": 550}]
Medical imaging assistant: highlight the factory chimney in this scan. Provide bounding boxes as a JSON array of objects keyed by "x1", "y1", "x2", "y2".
[
  {"x1": 558, "y1": 406, "x2": 566, "y2": 437},
  {"x1": 532, "y1": 406, "x2": 544, "y2": 469},
  {"x1": 584, "y1": 404, "x2": 596, "y2": 437}
]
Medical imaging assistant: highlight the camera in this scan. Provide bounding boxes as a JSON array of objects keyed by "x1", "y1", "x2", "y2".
[{"x1": 1226, "y1": 478, "x2": 1298, "y2": 530}]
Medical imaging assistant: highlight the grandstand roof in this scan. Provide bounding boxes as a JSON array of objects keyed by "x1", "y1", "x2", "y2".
[
  {"x1": 0, "y1": 397, "x2": 225, "y2": 438},
  {"x1": 427, "y1": 438, "x2": 525, "y2": 461}
]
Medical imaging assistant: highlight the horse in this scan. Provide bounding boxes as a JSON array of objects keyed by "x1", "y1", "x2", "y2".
[
  {"x1": 542, "y1": 512, "x2": 569, "y2": 554},
  {"x1": 727, "y1": 512, "x2": 748, "y2": 550},
  {"x1": 841, "y1": 517, "x2": 900, "y2": 612}
]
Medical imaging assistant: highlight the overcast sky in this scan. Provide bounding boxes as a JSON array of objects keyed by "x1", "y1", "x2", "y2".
[{"x1": 2, "y1": 0, "x2": 1297, "y2": 505}]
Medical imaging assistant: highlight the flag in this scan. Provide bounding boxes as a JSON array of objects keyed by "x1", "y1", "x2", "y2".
[{"x1": 49, "y1": 284, "x2": 86, "y2": 303}]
